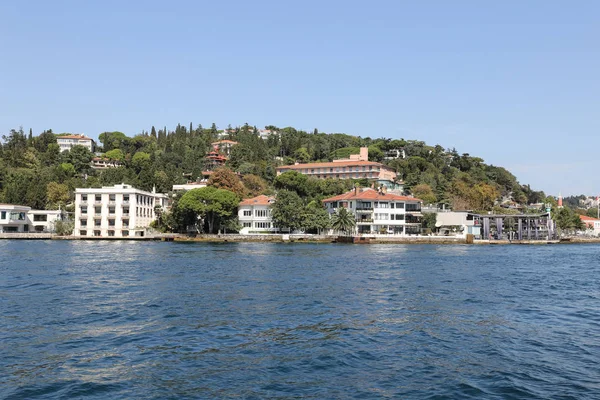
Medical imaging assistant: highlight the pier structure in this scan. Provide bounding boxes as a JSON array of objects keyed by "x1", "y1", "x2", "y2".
[{"x1": 480, "y1": 213, "x2": 556, "y2": 241}]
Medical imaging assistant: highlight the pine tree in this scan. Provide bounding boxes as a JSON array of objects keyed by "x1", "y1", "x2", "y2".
[{"x1": 151, "y1": 126, "x2": 157, "y2": 139}]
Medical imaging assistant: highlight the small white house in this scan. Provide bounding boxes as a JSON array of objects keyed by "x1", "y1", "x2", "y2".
[
  {"x1": 0, "y1": 204, "x2": 66, "y2": 233},
  {"x1": 56, "y1": 134, "x2": 96, "y2": 152},
  {"x1": 238, "y1": 195, "x2": 281, "y2": 234}
]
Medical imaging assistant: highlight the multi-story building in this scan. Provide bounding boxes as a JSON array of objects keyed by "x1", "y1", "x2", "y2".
[
  {"x1": 0, "y1": 205, "x2": 66, "y2": 233},
  {"x1": 322, "y1": 187, "x2": 423, "y2": 235},
  {"x1": 56, "y1": 134, "x2": 96, "y2": 152},
  {"x1": 238, "y1": 195, "x2": 282, "y2": 234},
  {"x1": 74, "y1": 184, "x2": 169, "y2": 237},
  {"x1": 276, "y1": 147, "x2": 400, "y2": 189}
]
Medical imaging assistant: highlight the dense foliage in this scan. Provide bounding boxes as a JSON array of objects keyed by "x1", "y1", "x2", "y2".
[{"x1": 1, "y1": 123, "x2": 556, "y2": 227}]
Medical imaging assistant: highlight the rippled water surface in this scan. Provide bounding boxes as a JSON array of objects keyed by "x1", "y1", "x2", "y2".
[{"x1": 1, "y1": 241, "x2": 599, "y2": 399}]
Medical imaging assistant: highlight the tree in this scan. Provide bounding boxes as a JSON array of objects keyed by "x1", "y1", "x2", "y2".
[
  {"x1": 422, "y1": 213, "x2": 437, "y2": 232},
  {"x1": 207, "y1": 167, "x2": 245, "y2": 197},
  {"x1": 105, "y1": 149, "x2": 125, "y2": 161},
  {"x1": 98, "y1": 131, "x2": 128, "y2": 152},
  {"x1": 330, "y1": 207, "x2": 355, "y2": 236},
  {"x1": 242, "y1": 174, "x2": 268, "y2": 197},
  {"x1": 66, "y1": 145, "x2": 93, "y2": 174},
  {"x1": 46, "y1": 182, "x2": 70, "y2": 208},
  {"x1": 271, "y1": 190, "x2": 304, "y2": 232},
  {"x1": 301, "y1": 201, "x2": 330, "y2": 234},
  {"x1": 177, "y1": 187, "x2": 239, "y2": 234},
  {"x1": 411, "y1": 184, "x2": 437, "y2": 205}
]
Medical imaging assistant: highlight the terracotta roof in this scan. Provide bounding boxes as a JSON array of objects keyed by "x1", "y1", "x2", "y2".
[
  {"x1": 57, "y1": 134, "x2": 93, "y2": 140},
  {"x1": 239, "y1": 195, "x2": 274, "y2": 206},
  {"x1": 211, "y1": 140, "x2": 238, "y2": 145},
  {"x1": 322, "y1": 188, "x2": 421, "y2": 203},
  {"x1": 580, "y1": 215, "x2": 600, "y2": 221},
  {"x1": 276, "y1": 160, "x2": 392, "y2": 170}
]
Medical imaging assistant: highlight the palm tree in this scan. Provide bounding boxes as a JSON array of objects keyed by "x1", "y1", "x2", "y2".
[{"x1": 331, "y1": 207, "x2": 356, "y2": 236}]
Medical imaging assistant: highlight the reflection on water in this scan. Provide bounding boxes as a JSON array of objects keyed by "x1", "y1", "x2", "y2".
[{"x1": 1, "y1": 242, "x2": 599, "y2": 399}]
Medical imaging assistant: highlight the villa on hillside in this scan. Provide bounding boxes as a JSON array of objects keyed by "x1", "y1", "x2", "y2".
[
  {"x1": 0, "y1": 204, "x2": 66, "y2": 233},
  {"x1": 57, "y1": 134, "x2": 96, "y2": 152},
  {"x1": 211, "y1": 140, "x2": 238, "y2": 157},
  {"x1": 74, "y1": 184, "x2": 169, "y2": 238},
  {"x1": 276, "y1": 147, "x2": 402, "y2": 190},
  {"x1": 238, "y1": 195, "x2": 284, "y2": 234},
  {"x1": 322, "y1": 187, "x2": 423, "y2": 235}
]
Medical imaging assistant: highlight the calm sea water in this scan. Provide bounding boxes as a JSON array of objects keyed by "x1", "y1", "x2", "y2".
[{"x1": 1, "y1": 241, "x2": 599, "y2": 399}]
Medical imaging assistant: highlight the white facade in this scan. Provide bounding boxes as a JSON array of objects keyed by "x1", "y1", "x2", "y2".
[
  {"x1": 0, "y1": 205, "x2": 65, "y2": 233},
  {"x1": 74, "y1": 184, "x2": 169, "y2": 237},
  {"x1": 323, "y1": 188, "x2": 423, "y2": 235},
  {"x1": 238, "y1": 195, "x2": 282, "y2": 234},
  {"x1": 435, "y1": 211, "x2": 481, "y2": 236},
  {"x1": 57, "y1": 135, "x2": 96, "y2": 152}
]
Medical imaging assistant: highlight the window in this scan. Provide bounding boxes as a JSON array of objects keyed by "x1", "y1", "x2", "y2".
[
  {"x1": 379, "y1": 202, "x2": 389, "y2": 208},
  {"x1": 109, "y1": 194, "x2": 115, "y2": 201},
  {"x1": 95, "y1": 195, "x2": 102, "y2": 202},
  {"x1": 94, "y1": 230, "x2": 101, "y2": 236},
  {"x1": 243, "y1": 222, "x2": 252, "y2": 227},
  {"x1": 123, "y1": 230, "x2": 129, "y2": 237},
  {"x1": 1, "y1": 211, "x2": 5, "y2": 219},
  {"x1": 108, "y1": 230, "x2": 115, "y2": 236},
  {"x1": 255, "y1": 209, "x2": 269, "y2": 217},
  {"x1": 80, "y1": 230, "x2": 87, "y2": 236},
  {"x1": 81, "y1": 195, "x2": 87, "y2": 201},
  {"x1": 95, "y1": 207, "x2": 101, "y2": 214},
  {"x1": 243, "y1": 210, "x2": 251, "y2": 217},
  {"x1": 81, "y1": 207, "x2": 87, "y2": 214},
  {"x1": 255, "y1": 222, "x2": 271, "y2": 229},
  {"x1": 123, "y1": 195, "x2": 129, "y2": 202},
  {"x1": 109, "y1": 219, "x2": 115, "y2": 226},
  {"x1": 109, "y1": 207, "x2": 115, "y2": 215},
  {"x1": 94, "y1": 220, "x2": 101, "y2": 227},
  {"x1": 396, "y1": 202, "x2": 405, "y2": 209},
  {"x1": 81, "y1": 220, "x2": 87, "y2": 227}
]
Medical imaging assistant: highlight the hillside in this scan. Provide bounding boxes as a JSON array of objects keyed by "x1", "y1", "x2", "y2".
[{"x1": 0, "y1": 124, "x2": 547, "y2": 212}]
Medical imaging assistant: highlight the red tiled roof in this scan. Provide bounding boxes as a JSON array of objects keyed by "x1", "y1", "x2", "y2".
[
  {"x1": 239, "y1": 195, "x2": 274, "y2": 206},
  {"x1": 57, "y1": 134, "x2": 93, "y2": 140},
  {"x1": 580, "y1": 215, "x2": 600, "y2": 221},
  {"x1": 276, "y1": 160, "x2": 392, "y2": 170},
  {"x1": 322, "y1": 188, "x2": 421, "y2": 203},
  {"x1": 211, "y1": 140, "x2": 238, "y2": 145}
]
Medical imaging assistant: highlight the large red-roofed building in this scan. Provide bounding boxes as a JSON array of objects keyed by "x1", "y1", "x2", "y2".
[{"x1": 322, "y1": 187, "x2": 423, "y2": 235}]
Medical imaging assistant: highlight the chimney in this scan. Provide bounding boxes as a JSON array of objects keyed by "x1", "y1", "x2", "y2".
[
  {"x1": 359, "y1": 147, "x2": 369, "y2": 161},
  {"x1": 354, "y1": 185, "x2": 359, "y2": 196}
]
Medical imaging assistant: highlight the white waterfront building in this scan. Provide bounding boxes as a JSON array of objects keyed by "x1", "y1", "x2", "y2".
[
  {"x1": 74, "y1": 184, "x2": 169, "y2": 237},
  {"x1": 0, "y1": 204, "x2": 66, "y2": 233},
  {"x1": 238, "y1": 195, "x2": 283, "y2": 234},
  {"x1": 322, "y1": 187, "x2": 423, "y2": 235}
]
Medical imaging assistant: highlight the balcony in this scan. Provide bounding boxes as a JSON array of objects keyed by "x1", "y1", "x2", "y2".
[
  {"x1": 356, "y1": 219, "x2": 373, "y2": 224},
  {"x1": 79, "y1": 214, "x2": 88, "y2": 219},
  {"x1": 80, "y1": 201, "x2": 88, "y2": 206},
  {"x1": 355, "y1": 206, "x2": 373, "y2": 211}
]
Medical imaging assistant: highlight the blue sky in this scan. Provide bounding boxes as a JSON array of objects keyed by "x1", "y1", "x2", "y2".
[{"x1": 1, "y1": 1, "x2": 598, "y2": 196}]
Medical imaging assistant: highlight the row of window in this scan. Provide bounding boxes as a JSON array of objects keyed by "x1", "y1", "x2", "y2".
[
  {"x1": 0, "y1": 211, "x2": 27, "y2": 221},
  {"x1": 374, "y1": 214, "x2": 407, "y2": 221},
  {"x1": 80, "y1": 206, "x2": 152, "y2": 217},
  {"x1": 304, "y1": 166, "x2": 380, "y2": 173},
  {"x1": 242, "y1": 209, "x2": 270, "y2": 217},
  {"x1": 242, "y1": 222, "x2": 272, "y2": 229},
  {"x1": 80, "y1": 219, "x2": 129, "y2": 227},
  {"x1": 79, "y1": 230, "x2": 130, "y2": 237}
]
